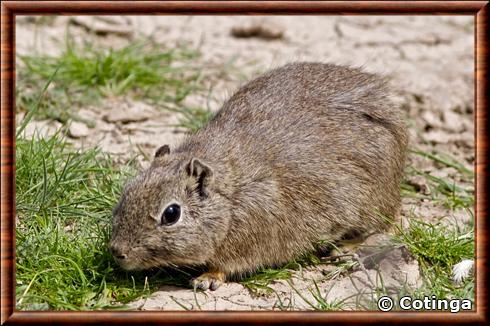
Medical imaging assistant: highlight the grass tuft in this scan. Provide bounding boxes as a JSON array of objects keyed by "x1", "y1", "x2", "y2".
[
  {"x1": 17, "y1": 40, "x2": 201, "y2": 124},
  {"x1": 16, "y1": 131, "x2": 134, "y2": 309},
  {"x1": 393, "y1": 216, "x2": 474, "y2": 301}
]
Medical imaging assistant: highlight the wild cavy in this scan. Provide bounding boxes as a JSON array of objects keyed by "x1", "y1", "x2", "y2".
[{"x1": 109, "y1": 62, "x2": 408, "y2": 290}]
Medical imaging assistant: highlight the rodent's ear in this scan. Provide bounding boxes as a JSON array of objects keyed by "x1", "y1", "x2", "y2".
[
  {"x1": 155, "y1": 145, "x2": 170, "y2": 158},
  {"x1": 187, "y1": 158, "x2": 214, "y2": 198}
]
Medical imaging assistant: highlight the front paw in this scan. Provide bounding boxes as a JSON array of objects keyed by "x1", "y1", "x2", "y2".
[{"x1": 191, "y1": 270, "x2": 225, "y2": 291}]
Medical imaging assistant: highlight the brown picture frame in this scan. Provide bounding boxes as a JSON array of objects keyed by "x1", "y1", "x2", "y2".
[{"x1": 1, "y1": 1, "x2": 488, "y2": 325}]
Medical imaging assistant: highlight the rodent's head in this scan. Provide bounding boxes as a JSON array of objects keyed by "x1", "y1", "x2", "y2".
[{"x1": 109, "y1": 145, "x2": 231, "y2": 271}]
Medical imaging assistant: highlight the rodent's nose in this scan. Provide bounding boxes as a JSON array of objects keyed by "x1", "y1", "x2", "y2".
[
  {"x1": 116, "y1": 253, "x2": 128, "y2": 260},
  {"x1": 109, "y1": 244, "x2": 128, "y2": 260}
]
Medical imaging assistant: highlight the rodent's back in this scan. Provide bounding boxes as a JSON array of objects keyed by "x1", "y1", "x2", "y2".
[
  {"x1": 177, "y1": 62, "x2": 408, "y2": 273},
  {"x1": 182, "y1": 62, "x2": 405, "y2": 159}
]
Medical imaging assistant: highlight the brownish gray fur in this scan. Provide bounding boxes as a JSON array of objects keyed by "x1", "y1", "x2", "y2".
[{"x1": 110, "y1": 62, "x2": 408, "y2": 279}]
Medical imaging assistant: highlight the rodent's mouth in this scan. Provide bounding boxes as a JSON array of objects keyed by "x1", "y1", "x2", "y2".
[
  {"x1": 114, "y1": 255, "x2": 148, "y2": 271},
  {"x1": 114, "y1": 251, "x2": 173, "y2": 271},
  {"x1": 110, "y1": 242, "x2": 162, "y2": 271}
]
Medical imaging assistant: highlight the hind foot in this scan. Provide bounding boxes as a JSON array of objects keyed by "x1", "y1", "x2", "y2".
[{"x1": 191, "y1": 270, "x2": 225, "y2": 291}]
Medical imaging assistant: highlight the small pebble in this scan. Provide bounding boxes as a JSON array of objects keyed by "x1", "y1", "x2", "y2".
[
  {"x1": 231, "y1": 21, "x2": 284, "y2": 40},
  {"x1": 68, "y1": 121, "x2": 89, "y2": 138}
]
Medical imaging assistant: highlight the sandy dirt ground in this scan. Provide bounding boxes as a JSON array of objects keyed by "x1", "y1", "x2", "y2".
[{"x1": 16, "y1": 15, "x2": 474, "y2": 310}]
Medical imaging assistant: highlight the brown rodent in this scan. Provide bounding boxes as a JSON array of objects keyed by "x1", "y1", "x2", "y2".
[{"x1": 109, "y1": 62, "x2": 408, "y2": 291}]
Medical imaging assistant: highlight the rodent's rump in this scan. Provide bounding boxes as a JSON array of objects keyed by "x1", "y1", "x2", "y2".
[{"x1": 110, "y1": 62, "x2": 408, "y2": 290}]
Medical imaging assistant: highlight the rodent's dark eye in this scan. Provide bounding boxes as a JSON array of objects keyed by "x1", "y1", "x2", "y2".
[{"x1": 161, "y1": 204, "x2": 181, "y2": 225}]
